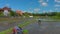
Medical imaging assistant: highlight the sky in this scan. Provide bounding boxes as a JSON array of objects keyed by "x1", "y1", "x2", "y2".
[{"x1": 0, "y1": 0, "x2": 60, "y2": 13}]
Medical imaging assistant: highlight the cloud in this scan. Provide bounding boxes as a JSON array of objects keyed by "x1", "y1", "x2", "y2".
[
  {"x1": 47, "y1": 0, "x2": 49, "y2": 2},
  {"x1": 34, "y1": 8, "x2": 40, "y2": 12},
  {"x1": 38, "y1": 0, "x2": 48, "y2": 6},
  {"x1": 5, "y1": 4, "x2": 9, "y2": 7},
  {"x1": 41, "y1": 2, "x2": 48, "y2": 6},
  {"x1": 43, "y1": 10, "x2": 46, "y2": 13},
  {"x1": 38, "y1": 0, "x2": 43, "y2": 3},
  {"x1": 55, "y1": 4, "x2": 60, "y2": 7},
  {"x1": 55, "y1": 8, "x2": 58, "y2": 10},
  {"x1": 23, "y1": 10, "x2": 27, "y2": 13},
  {"x1": 49, "y1": 10, "x2": 53, "y2": 12},
  {"x1": 55, "y1": 8, "x2": 60, "y2": 10},
  {"x1": 4, "y1": 4, "x2": 10, "y2": 7},
  {"x1": 55, "y1": 0, "x2": 60, "y2": 2},
  {"x1": 29, "y1": 8, "x2": 32, "y2": 10}
]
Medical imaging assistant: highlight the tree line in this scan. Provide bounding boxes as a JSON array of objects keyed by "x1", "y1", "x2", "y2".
[{"x1": 0, "y1": 10, "x2": 60, "y2": 17}]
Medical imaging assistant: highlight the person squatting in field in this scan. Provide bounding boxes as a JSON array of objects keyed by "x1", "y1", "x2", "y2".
[{"x1": 12, "y1": 26, "x2": 23, "y2": 34}]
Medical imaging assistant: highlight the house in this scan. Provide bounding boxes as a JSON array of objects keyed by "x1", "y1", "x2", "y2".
[
  {"x1": 16, "y1": 10, "x2": 23, "y2": 16},
  {"x1": 0, "y1": 7, "x2": 11, "y2": 16},
  {"x1": 0, "y1": 7, "x2": 11, "y2": 12}
]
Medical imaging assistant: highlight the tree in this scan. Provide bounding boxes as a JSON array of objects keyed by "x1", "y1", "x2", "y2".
[
  {"x1": 10, "y1": 10, "x2": 16, "y2": 16},
  {"x1": 0, "y1": 12, "x2": 4, "y2": 16}
]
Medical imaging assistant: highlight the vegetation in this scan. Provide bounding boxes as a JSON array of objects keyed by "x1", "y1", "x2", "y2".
[
  {"x1": 0, "y1": 12, "x2": 4, "y2": 16},
  {"x1": 10, "y1": 10, "x2": 16, "y2": 16},
  {"x1": 0, "y1": 9, "x2": 60, "y2": 19}
]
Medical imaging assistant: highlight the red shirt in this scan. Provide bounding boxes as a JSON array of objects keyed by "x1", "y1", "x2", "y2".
[{"x1": 12, "y1": 28, "x2": 17, "y2": 34}]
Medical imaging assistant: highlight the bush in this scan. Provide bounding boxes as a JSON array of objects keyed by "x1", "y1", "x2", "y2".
[{"x1": 23, "y1": 29, "x2": 28, "y2": 34}]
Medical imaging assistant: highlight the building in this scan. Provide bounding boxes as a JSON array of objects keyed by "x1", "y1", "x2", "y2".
[
  {"x1": 0, "y1": 7, "x2": 11, "y2": 12},
  {"x1": 16, "y1": 10, "x2": 23, "y2": 16},
  {"x1": 0, "y1": 7, "x2": 11, "y2": 16}
]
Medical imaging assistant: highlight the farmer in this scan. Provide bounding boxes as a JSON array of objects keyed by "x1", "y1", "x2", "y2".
[
  {"x1": 38, "y1": 19, "x2": 41, "y2": 26},
  {"x1": 12, "y1": 26, "x2": 23, "y2": 34}
]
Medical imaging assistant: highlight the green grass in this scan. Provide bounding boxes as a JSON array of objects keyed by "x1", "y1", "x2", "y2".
[
  {"x1": 0, "y1": 28, "x2": 12, "y2": 34},
  {"x1": 48, "y1": 16, "x2": 60, "y2": 21}
]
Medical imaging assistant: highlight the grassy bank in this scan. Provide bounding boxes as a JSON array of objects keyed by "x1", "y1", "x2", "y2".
[{"x1": 48, "y1": 16, "x2": 60, "y2": 21}]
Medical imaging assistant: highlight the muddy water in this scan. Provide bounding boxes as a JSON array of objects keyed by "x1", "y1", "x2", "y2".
[
  {"x1": 0, "y1": 17, "x2": 34, "y2": 32},
  {"x1": 0, "y1": 19, "x2": 25, "y2": 32},
  {"x1": 24, "y1": 21, "x2": 60, "y2": 34}
]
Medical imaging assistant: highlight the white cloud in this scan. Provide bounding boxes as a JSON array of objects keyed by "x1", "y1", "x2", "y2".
[
  {"x1": 29, "y1": 8, "x2": 32, "y2": 10},
  {"x1": 5, "y1": 4, "x2": 10, "y2": 7},
  {"x1": 34, "y1": 8, "x2": 40, "y2": 12},
  {"x1": 55, "y1": 0, "x2": 60, "y2": 3},
  {"x1": 23, "y1": 11, "x2": 27, "y2": 13},
  {"x1": 41, "y1": 2, "x2": 48, "y2": 6},
  {"x1": 38, "y1": 0, "x2": 49, "y2": 3},
  {"x1": 38, "y1": 0, "x2": 43, "y2": 3},
  {"x1": 43, "y1": 10, "x2": 46, "y2": 13},
  {"x1": 55, "y1": 8, "x2": 60, "y2": 10},
  {"x1": 55, "y1": 8, "x2": 58, "y2": 10},
  {"x1": 49, "y1": 10, "x2": 53, "y2": 12},
  {"x1": 38, "y1": 0, "x2": 48, "y2": 6},
  {"x1": 46, "y1": 0, "x2": 49, "y2": 2},
  {"x1": 55, "y1": 4, "x2": 60, "y2": 7}
]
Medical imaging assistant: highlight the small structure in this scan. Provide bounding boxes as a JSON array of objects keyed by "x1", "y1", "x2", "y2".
[
  {"x1": 29, "y1": 16, "x2": 33, "y2": 18},
  {"x1": 16, "y1": 10, "x2": 23, "y2": 16}
]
